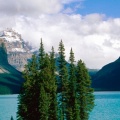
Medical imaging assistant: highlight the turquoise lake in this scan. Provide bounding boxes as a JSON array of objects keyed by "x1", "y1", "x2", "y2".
[{"x1": 0, "y1": 92, "x2": 120, "y2": 120}]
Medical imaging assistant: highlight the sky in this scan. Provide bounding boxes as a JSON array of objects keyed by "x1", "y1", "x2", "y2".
[{"x1": 0, "y1": 0, "x2": 120, "y2": 69}]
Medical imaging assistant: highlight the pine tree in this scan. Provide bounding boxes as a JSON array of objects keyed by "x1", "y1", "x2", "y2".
[
  {"x1": 57, "y1": 40, "x2": 68, "y2": 120},
  {"x1": 67, "y1": 48, "x2": 80, "y2": 120},
  {"x1": 39, "y1": 38, "x2": 45, "y2": 69},
  {"x1": 37, "y1": 39, "x2": 51, "y2": 119},
  {"x1": 38, "y1": 53, "x2": 52, "y2": 120},
  {"x1": 17, "y1": 54, "x2": 40, "y2": 120},
  {"x1": 17, "y1": 39, "x2": 94, "y2": 120},
  {"x1": 76, "y1": 60, "x2": 94, "y2": 120},
  {"x1": 39, "y1": 84, "x2": 49, "y2": 120},
  {"x1": 17, "y1": 40, "x2": 58, "y2": 120},
  {"x1": 48, "y1": 47, "x2": 58, "y2": 120}
]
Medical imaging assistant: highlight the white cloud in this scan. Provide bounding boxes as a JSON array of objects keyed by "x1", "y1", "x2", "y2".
[
  {"x1": 0, "y1": 0, "x2": 120, "y2": 69},
  {"x1": 10, "y1": 13, "x2": 120, "y2": 69},
  {"x1": 0, "y1": 0, "x2": 83, "y2": 16},
  {"x1": 0, "y1": 0, "x2": 63, "y2": 16},
  {"x1": 62, "y1": 0, "x2": 83, "y2": 4}
]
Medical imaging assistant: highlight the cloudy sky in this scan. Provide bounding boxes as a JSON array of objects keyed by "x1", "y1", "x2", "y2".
[{"x1": 0, "y1": 0, "x2": 120, "y2": 69}]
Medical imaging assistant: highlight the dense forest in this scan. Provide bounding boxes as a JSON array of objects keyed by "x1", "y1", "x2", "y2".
[{"x1": 17, "y1": 39, "x2": 94, "y2": 120}]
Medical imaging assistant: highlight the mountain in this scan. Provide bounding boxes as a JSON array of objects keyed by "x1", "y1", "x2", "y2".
[
  {"x1": 0, "y1": 43, "x2": 24, "y2": 94},
  {"x1": 92, "y1": 57, "x2": 120, "y2": 91},
  {"x1": 88, "y1": 69, "x2": 99, "y2": 79},
  {"x1": 0, "y1": 28, "x2": 33, "y2": 71}
]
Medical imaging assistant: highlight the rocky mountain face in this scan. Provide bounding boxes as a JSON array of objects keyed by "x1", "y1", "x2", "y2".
[
  {"x1": 0, "y1": 28, "x2": 33, "y2": 71},
  {"x1": 92, "y1": 57, "x2": 120, "y2": 91}
]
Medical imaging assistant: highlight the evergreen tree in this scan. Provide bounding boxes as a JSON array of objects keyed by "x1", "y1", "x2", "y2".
[
  {"x1": 48, "y1": 47, "x2": 58, "y2": 120},
  {"x1": 39, "y1": 84, "x2": 49, "y2": 120},
  {"x1": 38, "y1": 43, "x2": 58, "y2": 120},
  {"x1": 50, "y1": 47, "x2": 56, "y2": 76},
  {"x1": 17, "y1": 54, "x2": 40, "y2": 120},
  {"x1": 37, "y1": 40, "x2": 50, "y2": 120},
  {"x1": 67, "y1": 48, "x2": 79, "y2": 120},
  {"x1": 17, "y1": 40, "x2": 58, "y2": 120},
  {"x1": 39, "y1": 53, "x2": 52, "y2": 120},
  {"x1": 57, "y1": 40, "x2": 68, "y2": 120},
  {"x1": 76, "y1": 60, "x2": 94, "y2": 120},
  {"x1": 39, "y1": 53, "x2": 58, "y2": 120},
  {"x1": 39, "y1": 38, "x2": 45, "y2": 69},
  {"x1": 17, "y1": 39, "x2": 94, "y2": 120}
]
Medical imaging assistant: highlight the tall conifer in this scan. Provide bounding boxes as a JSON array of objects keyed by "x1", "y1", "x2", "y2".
[
  {"x1": 57, "y1": 40, "x2": 68, "y2": 120},
  {"x1": 39, "y1": 38, "x2": 45, "y2": 69},
  {"x1": 38, "y1": 54, "x2": 50, "y2": 120},
  {"x1": 17, "y1": 54, "x2": 39, "y2": 120},
  {"x1": 67, "y1": 48, "x2": 79, "y2": 120},
  {"x1": 17, "y1": 41, "x2": 54, "y2": 120},
  {"x1": 48, "y1": 47, "x2": 58, "y2": 120},
  {"x1": 17, "y1": 39, "x2": 94, "y2": 120},
  {"x1": 76, "y1": 60, "x2": 94, "y2": 120}
]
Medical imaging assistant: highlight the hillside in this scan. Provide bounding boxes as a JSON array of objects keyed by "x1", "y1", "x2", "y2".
[
  {"x1": 0, "y1": 43, "x2": 24, "y2": 94},
  {"x1": 88, "y1": 69, "x2": 99, "y2": 79},
  {"x1": 92, "y1": 57, "x2": 120, "y2": 91}
]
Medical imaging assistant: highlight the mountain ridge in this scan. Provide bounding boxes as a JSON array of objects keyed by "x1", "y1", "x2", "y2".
[{"x1": 92, "y1": 57, "x2": 120, "y2": 91}]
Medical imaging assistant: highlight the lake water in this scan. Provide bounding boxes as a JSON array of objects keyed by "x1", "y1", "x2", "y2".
[
  {"x1": 89, "y1": 92, "x2": 120, "y2": 120},
  {"x1": 0, "y1": 94, "x2": 18, "y2": 120},
  {"x1": 0, "y1": 92, "x2": 120, "y2": 120}
]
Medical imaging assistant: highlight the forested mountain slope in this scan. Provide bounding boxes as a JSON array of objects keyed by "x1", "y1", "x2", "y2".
[
  {"x1": 92, "y1": 57, "x2": 120, "y2": 91},
  {"x1": 0, "y1": 43, "x2": 24, "y2": 94}
]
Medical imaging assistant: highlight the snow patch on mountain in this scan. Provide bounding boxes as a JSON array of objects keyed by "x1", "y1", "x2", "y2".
[
  {"x1": 0, "y1": 28, "x2": 22, "y2": 42},
  {"x1": 11, "y1": 48, "x2": 26, "y2": 52},
  {"x1": 0, "y1": 28, "x2": 33, "y2": 71},
  {"x1": 0, "y1": 28, "x2": 33, "y2": 53}
]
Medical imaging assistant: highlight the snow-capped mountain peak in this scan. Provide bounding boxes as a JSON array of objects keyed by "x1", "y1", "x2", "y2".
[
  {"x1": 0, "y1": 28, "x2": 32, "y2": 53},
  {"x1": 0, "y1": 28, "x2": 22, "y2": 42},
  {"x1": 0, "y1": 28, "x2": 33, "y2": 71}
]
